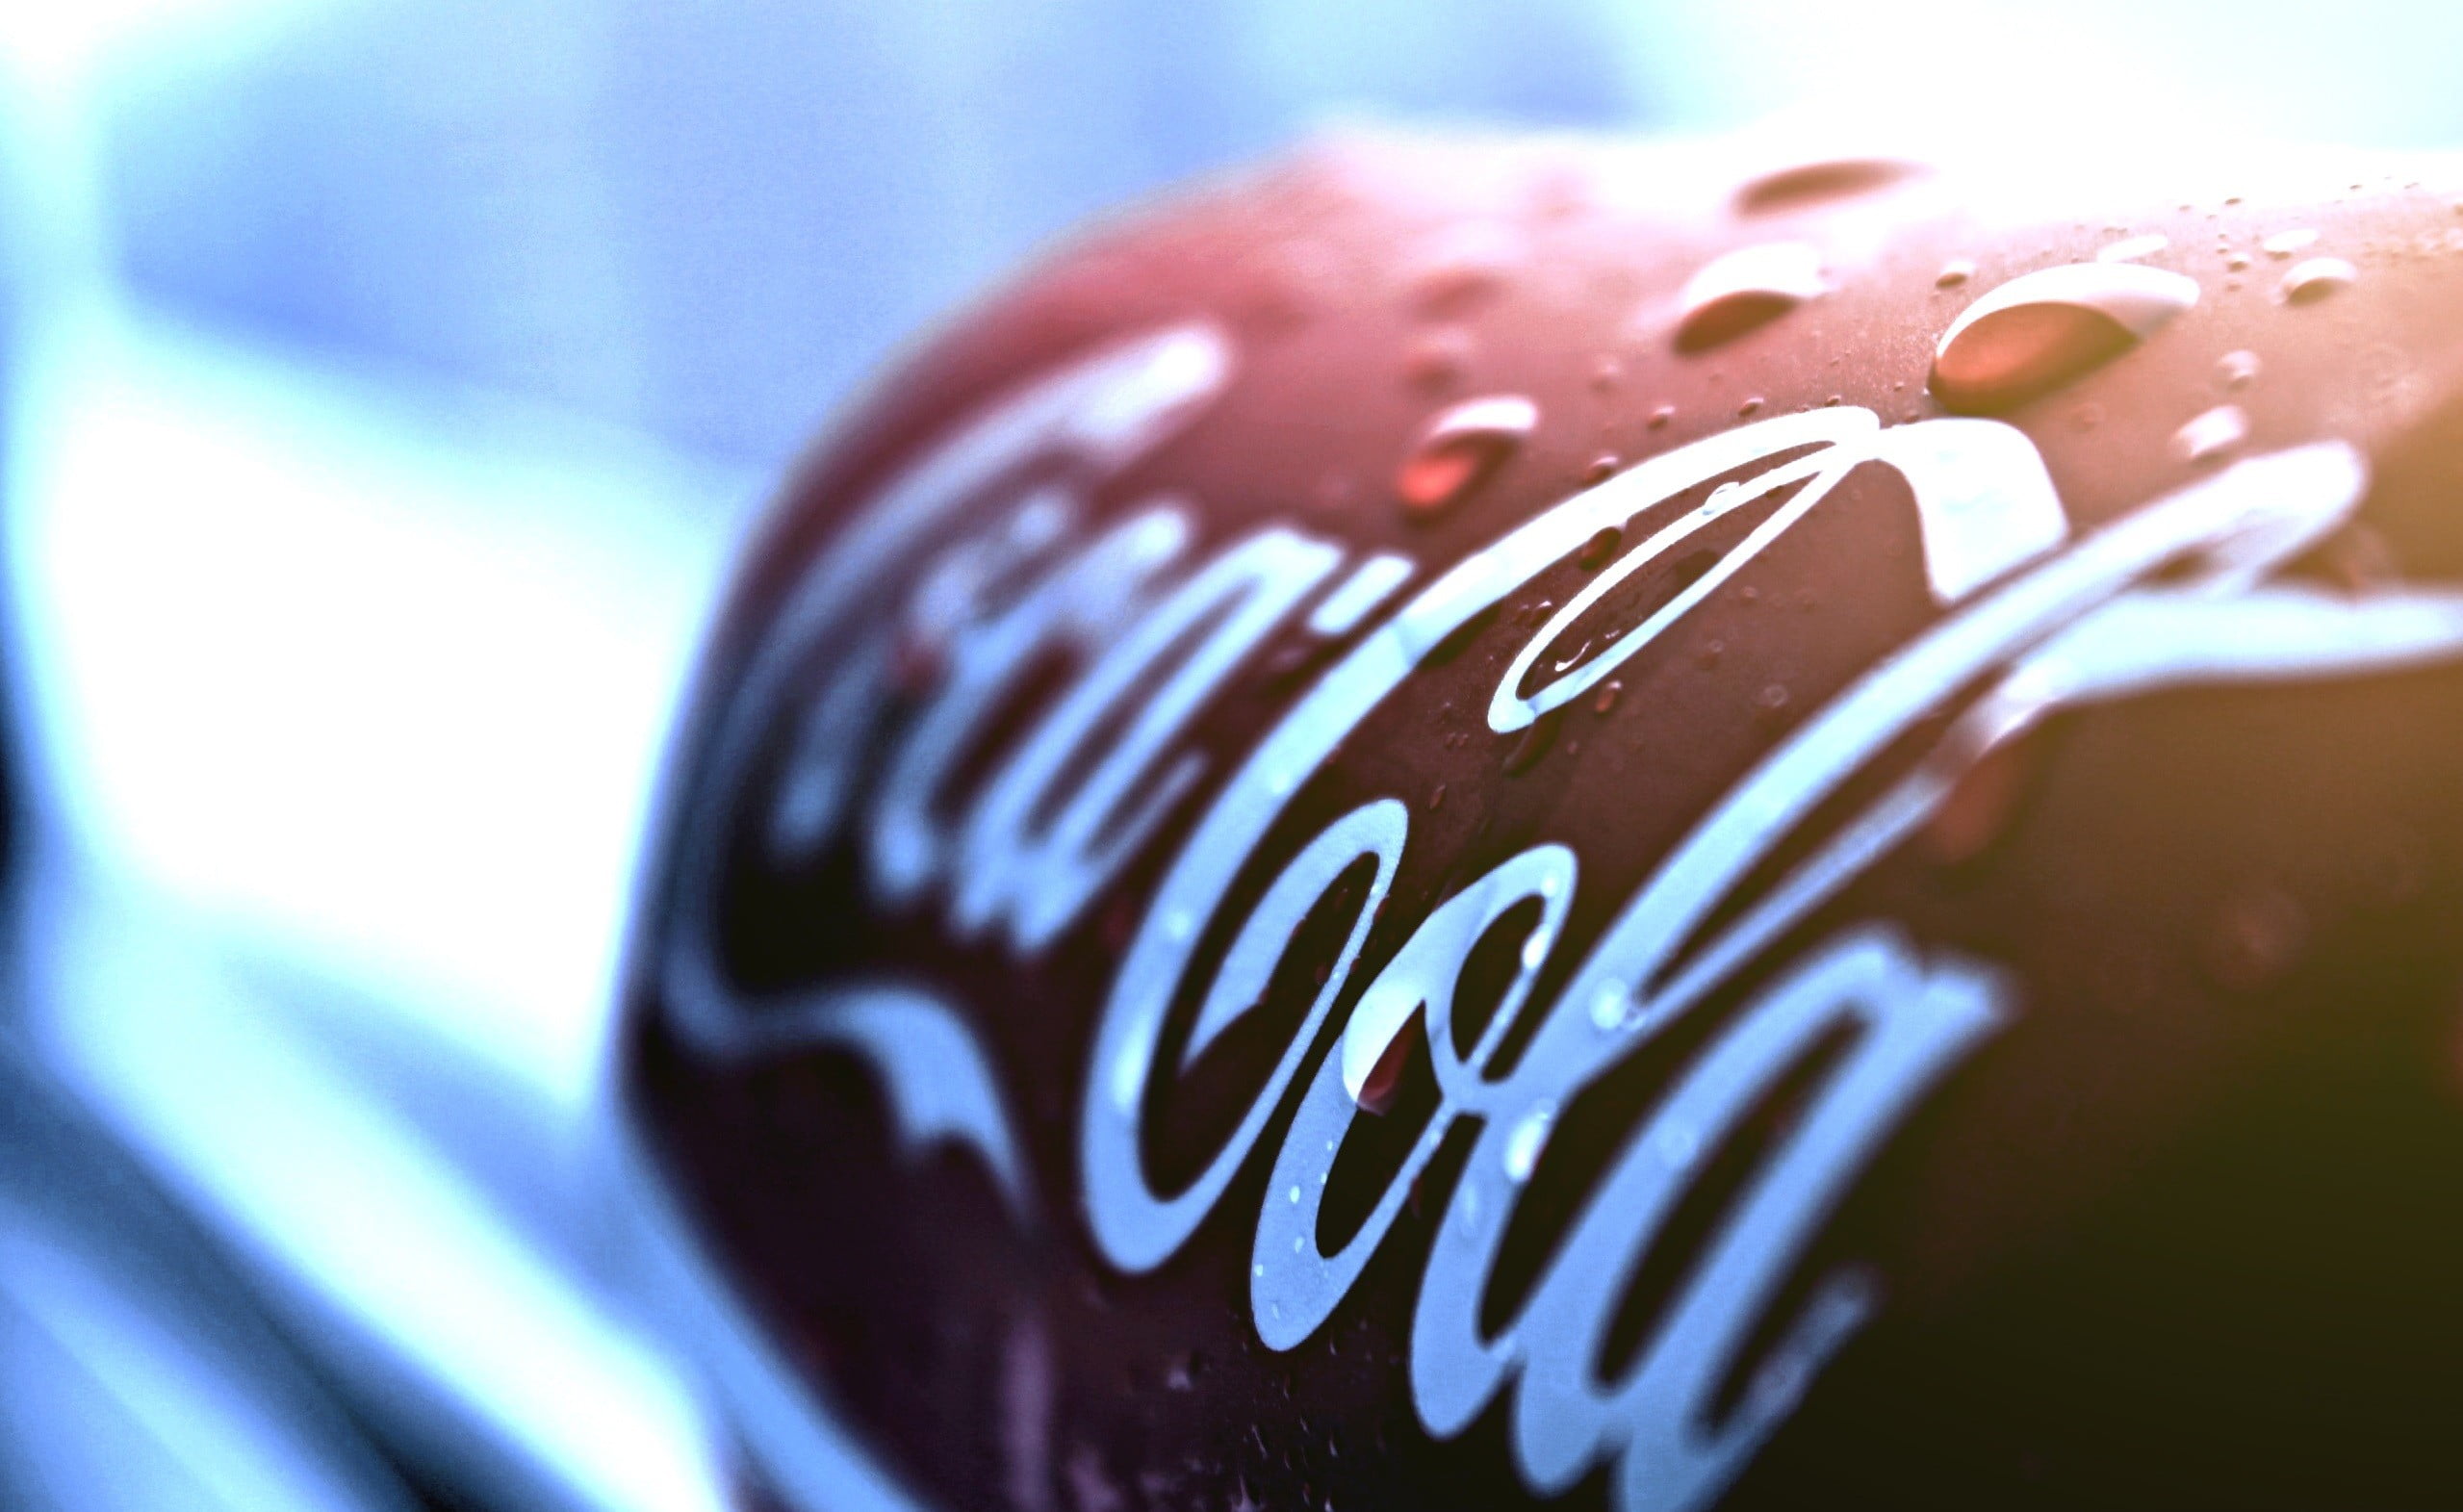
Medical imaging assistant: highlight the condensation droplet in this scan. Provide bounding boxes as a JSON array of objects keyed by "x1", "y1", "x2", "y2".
[
  {"x1": 1674, "y1": 242, "x2": 1827, "y2": 353},
  {"x1": 1922, "y1": 730, "x2": 2036, "y2": 864},
  {"x1": 2216, "y1": 349, "x2": 2262, "y2": 390},
  {"x1": 1648, "y1": 403, "x2": 1676, "y2": 428},
  {"x1": 1935, "y1": 258, "x2": 1977, "y2": 289},
  {"x1": 2172, "y1": 403, "x2": 2250, "y2": 465},
  {"x1": 1737, "y1": 395, "x2": 1765, "y2": 417},
  {"x1": 1589, "y1": 981, "x2": 1630, "y2": 1031},
  {"x1": 1653, "y1": 1120, "x2": 1702, "y2": 1169},
  {"x1": 2278, "y1": 257, "x2": 2357, "y2": 305},
  {"x1": 2328, "y1": 522, "x2": 2399, "y2": 592},
  {"x1": 2097, "y1": 233, "x2": 2170, "y2": 264},
  {"x1": 2262, "y1": 227, "x2": 2321, "y2": 258},
  {"x1": 1396, "y1": 394, "x2": 1538, "y2": 516},
  {"x1": 1501, "y1": 1103, "x2": 1556, "y2": 1183},
  {"x1": 1732, "y1": 156, "x2": 1925, "y2": 216},
  {"x1": 1345, "y1": 998, "x2": 1423, "y2": 1115},
  {"x1": 1930, "y1": 262, "x2": 2199, "y2": 414},
  {"x1": 1590, "y1": 354, "x2": 1623, "y2": 392},
  {"x1": 2203, "y1": 887, "x2": 2308, "y2": 990},
  {"x1": 1405, "y1": 222, "x2": 1522, "y2": 320},
  {"x1": 1401, "y1": 327, "x2": 1475, "y2": 392},
  {"x1": 1592, "y1": 679, "x2": 1622, "y2": 715},
  {"x1": 1577, "y1": 525, "x2": 1622, "y2": 569},
  {"x1": 1582, "y1": 453, "x2": 1621, "y2": 486}
]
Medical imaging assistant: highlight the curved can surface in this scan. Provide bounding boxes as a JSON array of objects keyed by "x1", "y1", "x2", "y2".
[{"x1": 619, "y1": 134, "x2": 2463, "y2": 1511}]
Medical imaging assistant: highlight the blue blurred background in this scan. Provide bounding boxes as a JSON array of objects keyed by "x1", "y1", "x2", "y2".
[{"x1": 1, "y1": 2, "x2": 2460, "y2": 1507}]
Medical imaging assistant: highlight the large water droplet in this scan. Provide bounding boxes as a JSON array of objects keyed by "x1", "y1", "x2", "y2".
[
  {"x1": 1732, "y1": 157, "x2": 1924, "y2": 216},
  {"x1": 2172, "y1": 403, "x2": 2250, "y2": 464},
  {"x1": 1674, "y1": 242, "x2": 1826, "y2": 353},
  {"x1": 2278, "y1": 257, "x2": 2357, "y2": 305},
  {"x1": 2262, "y1": 228, "x2": 2320, "y2": 258},
  {"x1": 1344, "y1": 1006, "x2": 1421, "y2": 1115},
  {"x1": 1396, "y1": 394, "x2": 1537, "y2": 516},
  {"x1": 1501, "y1": 1103, "x2": 1556, "y2": 1183},
  {"x1": 1929, "y1": 262, "x2": 2200, "y2": 414}
]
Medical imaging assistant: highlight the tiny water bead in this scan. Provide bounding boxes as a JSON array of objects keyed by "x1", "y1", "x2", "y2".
[
  {"x1": 2203, "y1": 886, "x2": 2309, "y2": 990},
  {"x1": 1674, "y1": 242, "x2": 1827, "y2": 353},
  {"x1": 1921, "y1": 731, "x2": 2036, "y2": 866},
  {"x1": 1929, "y1": 262, "x2": 2199, "y2": 414},
  {"x1": 1404, "y1": 221, "x2": 1525, "y2": 320},
  {"x1": 2216, "y1": 349, "x2": 2262, "y2": 390},
  {"x1": 1935, "y1": 258, "x2": 1977, "y2": 290},
  {"x1": 1401, "y1": 327, "x2": 1475, "y2": 392},
  {"x1": 2172, "y1": 403, "x2": 2250, "y2": 465},
  {"x1": 1396, "y1": 394, "x2": 1539, "y2": 517}
]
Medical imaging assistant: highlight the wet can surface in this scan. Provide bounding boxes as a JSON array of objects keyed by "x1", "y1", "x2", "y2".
[{"x1": 620, "y1": 134, "x2": 2463, "y2": 1511}]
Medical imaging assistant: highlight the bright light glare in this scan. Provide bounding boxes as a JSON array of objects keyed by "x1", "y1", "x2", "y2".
[
  {"x1": 4, "y1": 308, "x2": 757, "y2": 1111},
  {"x1": 30, "y1": 876, "x2": 729, "y2": 1512}
]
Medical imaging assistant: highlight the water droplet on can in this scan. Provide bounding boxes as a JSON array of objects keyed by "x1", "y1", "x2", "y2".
[
  {"x1": 2278, "y1": 257, "x2": 2357, "y2": 305},
  {"x1": 1501, "y1": 1103, "x2": 1556, "y2": 1183},
  {"x1": 1921, "y1": 729, "x2": 2037, "y2": 865},
  {"x1": 1648, "y1": 403, "x2": 1676, "y2": 428},
  {"x1": 2262, "y1": 227, "x2": 2321, "y2": 258},
  {"x1": 1401, "y1": 327, "x2": 1475, "y2": 391},
  {"x1": 1935, "y1": 258, "x2": 1977, "y2": 289},
  {"x1": 1345, "y1": 1009, "x2": 1422, "y2": 1115},
  {"x1": 1581, "y1": 453, "x2": 1621, "y2": 486},
  {"x1": 2171, "y1": 403, "x2": 2250, "y2": 465},
  {"x1": 1653, "y1": 1120, "x2": 1701, "y2": 1169},
  {"x1": 1396, "y1": 394, "x2": 1538, "y2": 516},
  {"x1": 2216, "y1": 349, "x2": 2262, "y2": 390},
  {"x1": 1732, "y1": 157, "x2": 1925, "y2": 215},
  {"x1": 1737, "y1": 395, "x2": 1765, "y2": 417},
  {"x1": 2097, "y1": 233, "x2": 2170, "y2": 263},
  {"x1": 1674, "y1": 242, "x2": 1826, "y2": 353},
  {"x1": 1930, "y1": 262, "x2": 2200, "y2": 414},
  {"x1": 1405, "y1": 222, "x2": 1523, "y2": 320},
  {"x1": 2203, "y1": 887, "x2": 2308, "y2": 990}
]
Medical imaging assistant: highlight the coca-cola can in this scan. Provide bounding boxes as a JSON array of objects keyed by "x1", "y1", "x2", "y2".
[{"x1": 617, "y1": 133, "x2": 2463, "y2": 1511}]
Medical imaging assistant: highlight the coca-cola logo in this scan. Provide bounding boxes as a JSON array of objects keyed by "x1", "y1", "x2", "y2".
[{"x1": 642, "y1": 325, "x2": 2463, "y2": 1512}]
